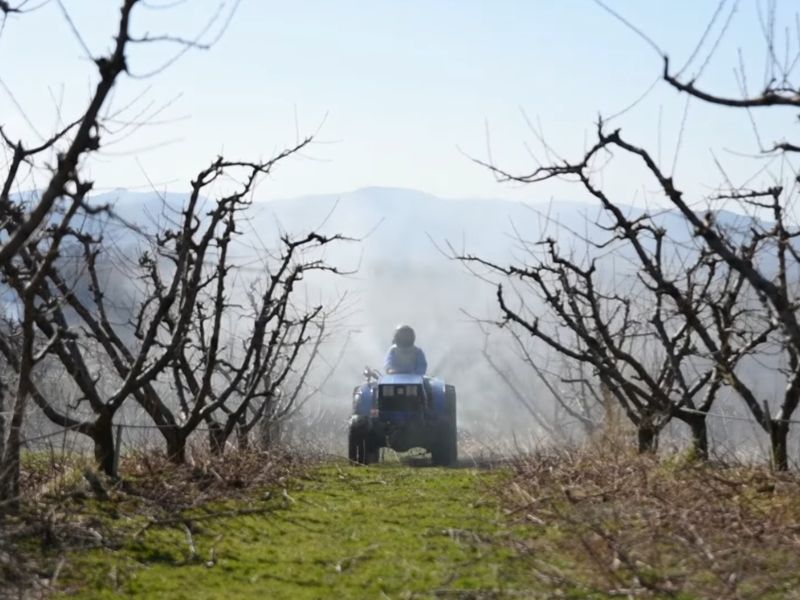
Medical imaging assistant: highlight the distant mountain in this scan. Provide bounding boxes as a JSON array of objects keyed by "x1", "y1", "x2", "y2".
[{"x1": 91, "y1": 185, "x2": 761, "y2": 268}]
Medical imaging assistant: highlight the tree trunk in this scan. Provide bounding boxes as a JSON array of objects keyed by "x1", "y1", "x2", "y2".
[
  {"x1": 1, "y1": 382, "x2": 32, "y2": 511},
  {"x1": 166, "y1": 433, "x2": 187, "y2": 464},
  {"x1": 770, "y1": 420, "x2": 789, "y2": 471},
  {"x1": 259, "y1": 418, "x2": 282, "y2": 450},
  {"x1": 688, "y1": 415, "x2": 709, "y2": 461},
  {"x1": 208, "y1": 421, "x2": 226, "y2": 456},
  {"x1": 0, "y1": 402, "x2": 23, "y2": 511},
  {"x1": 236, "y1": 423, "x2": 249, "y2": 451},
  {"x1": 92, "y1": 417, "x2": 116, "y2": 478},
  {"x1": 637, "y1": 421, "x2": 658, "y2": 454},
  {"x1": 0, "y1": 381, "x2": 6, "y2": 466},
  {"x1": 0, "y1": 305, "x2": 35, "y2": 511}
]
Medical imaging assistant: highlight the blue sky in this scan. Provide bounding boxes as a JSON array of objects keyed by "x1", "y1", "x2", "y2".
[{"x1": 0, "y1": 1, "x2": 796, "y2": 206}]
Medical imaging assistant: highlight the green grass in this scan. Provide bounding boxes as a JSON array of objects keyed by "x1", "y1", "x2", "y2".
[
  {"x1": 57, "y1": 465, "x2": 547, "y2": 599},
  {"x1": 53, "y1": 447, "x2": 800, "y2": 599}
]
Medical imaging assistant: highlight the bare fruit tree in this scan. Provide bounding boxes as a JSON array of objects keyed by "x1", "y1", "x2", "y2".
[
  {"x1": 460, "y1": 210, "x2": 762, "y2": 457},
  {"x1": 0, "y1": 145, "x2": 348, "y2": 480},
  {"x1": 467, "y1": 1, "x2": 800, "y2": 468},
  {"x1": 0, "y1": 0, "x2": 252, "y2": 505},
  {"x1": 0, "y1": 0, "x2": 142, "y2": 506},
  {"x1": 141, "y1": 171, "x2": 348, "y2": 460}
]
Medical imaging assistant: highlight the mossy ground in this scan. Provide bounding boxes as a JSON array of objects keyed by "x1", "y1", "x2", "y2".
[{"x1": 56, "y1": 463, "x2": 546, "y2": 599}]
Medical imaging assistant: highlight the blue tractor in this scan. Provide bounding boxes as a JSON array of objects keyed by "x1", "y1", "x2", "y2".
[{"x1": 348, "y1": 368, "x2": 457, "y2": 466}]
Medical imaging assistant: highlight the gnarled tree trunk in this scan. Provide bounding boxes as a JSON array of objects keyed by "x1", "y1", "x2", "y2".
[
  {"x1": 208, "y1": 421, "x2": 226, "y2": 456},
  {"x1": 770, "y1": 421, "x2": 789, "y2": 472},
  {"x1": 91, "y1": 415, "x2": 117, "y2": 479},
  {"x1": 637, "y1": 420, "x2": 658, "y2": 454},
  {"x1": 689, "y1": 416, "x2": 709, "y2": 461}
]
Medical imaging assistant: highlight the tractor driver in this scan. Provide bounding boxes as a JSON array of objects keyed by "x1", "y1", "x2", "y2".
[{"x1": 384, "y1": 325, "x2": 427, "y2": 376}]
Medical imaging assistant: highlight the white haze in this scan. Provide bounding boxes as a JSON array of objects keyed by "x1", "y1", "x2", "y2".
[{"x1": 41, "y1": 186, "x2": 793, "y2": 461}]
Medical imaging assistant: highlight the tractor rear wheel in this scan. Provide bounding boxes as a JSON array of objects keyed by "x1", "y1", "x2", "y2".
[
  {"x1": 349, "y1": 425, "x2": 379, "y2": 465},
  {"x1": 431, "y1": 385, "x2": 457, "y2": 466}
]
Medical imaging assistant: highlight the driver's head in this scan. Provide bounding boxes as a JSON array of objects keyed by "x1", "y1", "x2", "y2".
[{"x1": 393, "y1": 324, "x2": 415, "y2": 348}]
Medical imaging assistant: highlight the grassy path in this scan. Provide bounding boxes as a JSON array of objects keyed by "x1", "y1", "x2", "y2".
[
  {"x1": 60, "y1": 465, "x2": 538, "y2": 599},
  {"x1": 36, "y1": 450, "x2": 800, "y2": 599}
]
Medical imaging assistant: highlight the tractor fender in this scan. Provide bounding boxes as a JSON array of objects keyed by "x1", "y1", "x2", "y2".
[
  {"x1": 352, "y1": 383, "x2": 376, "y2": 417},
  {"x1": 428, "y1": 378, "x2": 447, "y2": 415}
]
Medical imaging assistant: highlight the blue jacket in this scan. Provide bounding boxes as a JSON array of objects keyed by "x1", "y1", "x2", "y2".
[{"x1": 384, "y1": 344, "x2": 427, "y2": 375}]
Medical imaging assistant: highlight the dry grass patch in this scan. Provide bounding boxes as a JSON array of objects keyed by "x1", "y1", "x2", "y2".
[{"x1": 501, "y1": 442, "x2": 800, "y2": 598}]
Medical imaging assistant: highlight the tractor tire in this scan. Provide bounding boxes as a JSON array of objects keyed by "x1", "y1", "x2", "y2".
[
  {"x1": 348, "y1": 425, "x2": 379, "y2": 465},
  {"x1": 366, "y1": 446, "x2": 380, "y2": 465},
  {"x1": 431, "y1": 385, "x2": 457, "y2": 466}
]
